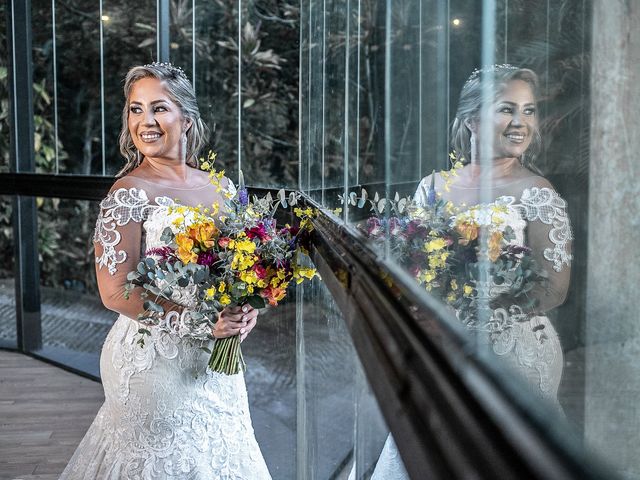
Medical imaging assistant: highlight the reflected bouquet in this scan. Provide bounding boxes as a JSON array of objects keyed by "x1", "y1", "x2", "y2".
[
  {"x1": 348, "y1": 174, "x2": 547, "y2": 326},
  {"x1": 127, "y1": 167, "x2": 317, "y2": 375}
]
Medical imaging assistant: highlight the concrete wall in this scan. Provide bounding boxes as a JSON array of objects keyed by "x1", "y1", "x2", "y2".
[{"x1": 586, "y1": 1, "x2": 640, "y2": 478}]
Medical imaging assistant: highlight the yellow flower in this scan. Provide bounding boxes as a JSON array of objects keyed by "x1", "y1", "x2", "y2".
[
  {"x1": 294, "y1": 207, "x2": 314, "y2": 218},
  {"x1": 205, "y1": 287, "x2": 216, "y2": 299},
  {"x1": 464, "y1": 285, "x2": 474, "y2": 296},
  {"x1": 447, "y1": 292, "x2": 457, "y2": 303},
  {"x1": 219, "y1": 294, "x2": 231, "y2": 306},
  {"x1": 425, "y1": 238, "x2": 447, "y2": 253},
  {"x1": 424, "y1": 270, "x2": 436, "y2": 282},
  {"x1": 247, "y1": 285, "x2": 255, "y2": 294},
  {"x1": 240, "y1": 270, "x2": 259, "y2": 284},
  {"x1": 234, "y1": 239, "x2": 256, "y2": 254},
  {"x1": 257, "y1": 279, "x2": 267, "y2": 288},
  {"x1": 450, "y1": 279, "x2": 458, "y2": 290},
  {"x1": 218, "y1": 282, "x2": 226, "y2": 293}
]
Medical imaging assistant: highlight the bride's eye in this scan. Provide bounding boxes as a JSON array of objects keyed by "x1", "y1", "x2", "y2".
[
  {"x1": 154, "y1": 106, "x2": 168, "y2": 113},
  {"x1": 524, "y1": 107, "x2": 536, "y2": 116},
  {"x1": 498, "y1": 106, "x2": 513, "y2": 114},
  {"x1": 130, "y1": 106, "x2": 142, "y2": 114}
]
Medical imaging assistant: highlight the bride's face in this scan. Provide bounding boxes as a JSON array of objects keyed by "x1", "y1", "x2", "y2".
[
  {"x1": 127, "y1": 77, "x2": 190, "y2": 163},
  {"x1": 491, "y1": 79, "x2": 537, "y2": 159},
  {"x1": 473, "y1": 79, "x2": 537, "y2": 160}
]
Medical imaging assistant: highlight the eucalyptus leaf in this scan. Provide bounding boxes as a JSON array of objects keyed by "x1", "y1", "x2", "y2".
[{"x1": 143, "y1": 300, "x2": 164, "y2": 313}]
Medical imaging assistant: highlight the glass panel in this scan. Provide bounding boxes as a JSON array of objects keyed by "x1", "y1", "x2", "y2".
[
  {"x1": 242, "y1": 1, "x2": 299, "y2": 189},
  {"x1": 244, "y1": 294, "x2": 297, "y2": 476},
  {"x1": 0, "y1": 196, "x2": 16, "y2": 348},
  {"x1": 0, "y1": 1, "x2": 8, "y2": 173},
  {"x1": 29, "y1": 0, "x2": 156, "y2": 176},
  {"x1": 193, "y1": 0, "x2": 240, "y2": 183},
  {"x1": 297, "y1": 275, "x2": 356, "y2": 478},
  {"x1": 102, "y1": 0, "x2": 157, "y2": 175},
  {"x1": 298, "y1": 0, "x2": 640, "y2": 478},
  {"x1": 352, "y1": 359, "x2": 409, "y2": 480},
  {"x1": 35, "y1": 197, "x2": 115, "y2": 376}
]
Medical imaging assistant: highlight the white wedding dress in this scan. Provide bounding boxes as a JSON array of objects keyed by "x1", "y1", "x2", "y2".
[
  {"x1": 361, "y1": 182, "x2": 572, "y2": 480},
  {"x1": 60, "y1": 187, "x2": 271, "y2": 480}
]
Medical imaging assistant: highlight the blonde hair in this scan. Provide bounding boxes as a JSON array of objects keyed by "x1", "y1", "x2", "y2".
[
  {"x1": 116, "y1": 63, "x2": 209, "y2": 177},
  {"x1": 451, "y1": 66, "x2": 542, "y2": 172}
]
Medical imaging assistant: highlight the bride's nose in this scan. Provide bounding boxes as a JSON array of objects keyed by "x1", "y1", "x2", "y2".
[{"x1": 142, "y1": 109, "x2": 157, "y2": 126}]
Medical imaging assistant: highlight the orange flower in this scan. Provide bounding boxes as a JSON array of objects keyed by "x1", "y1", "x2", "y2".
[
  {"x1": 488, "y1": 231, "x2": 503, "y2": 262},
  {"x1": 456, "y1": 222, "x2": 478, "y2": 246},
  {"x1": 175, "y1": 233, "x2": 198, "y2": 264},
  {"x1": 188, "y1": 222, "x2": 218, "y2": 249},
  {"x1": 262, "y1": 285, "x2": 287, "y2": 306}
]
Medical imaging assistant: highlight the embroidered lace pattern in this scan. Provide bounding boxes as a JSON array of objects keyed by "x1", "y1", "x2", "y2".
[
  {"x1": 94, "y1": 188, "x2": 154, "y2": 275},
  {"x1": 510, "y1": 187, "x2": 573, "y2": 272}
]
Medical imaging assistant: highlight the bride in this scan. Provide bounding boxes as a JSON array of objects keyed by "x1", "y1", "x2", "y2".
[
  {"x1": 369, "y1": 65, "x2": 573, "y2": 479},
  {"x1": 60, "y1": 63, "x2": 271, "y2": 479}
]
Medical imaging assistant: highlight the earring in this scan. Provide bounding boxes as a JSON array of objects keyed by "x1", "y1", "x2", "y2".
[
  {"x1": 136, "y1": 149, "x2": 141, "y2": 164},
  {"x1": 182, "y1": 134, "x2": 188, "y2": 162}
]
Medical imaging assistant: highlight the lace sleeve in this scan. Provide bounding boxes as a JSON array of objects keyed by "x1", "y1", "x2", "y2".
[
  {"x1": 513, "y1": 186, "x2": 573, "y2": 313},
  {"x1": 513, "y1": 187, "x2": 573, "y2": 273},
  {"x1": 94, "y1": 187, "x2": 153, "y2": 275}
]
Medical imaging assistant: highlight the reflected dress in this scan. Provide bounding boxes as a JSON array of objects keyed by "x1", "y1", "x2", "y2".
[{"x1": 60, "y1": 187, "x2": 271, "y2": 480}]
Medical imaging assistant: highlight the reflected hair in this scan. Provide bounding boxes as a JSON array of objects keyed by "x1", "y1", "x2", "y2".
[
  {"x1": 116, "y1": 63, "x2": 209, "y2": 177},
  {"x1": 451, "y1": 65, "x2": 542, "y2": 173}
]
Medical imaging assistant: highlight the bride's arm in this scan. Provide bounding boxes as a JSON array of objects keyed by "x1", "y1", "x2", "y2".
[
  {"x1": 93, "y1": 181, "x2": 185, "y2": 323},
  {"x1": 520, "y1": 178, "x2": 573, "y2": 314}
]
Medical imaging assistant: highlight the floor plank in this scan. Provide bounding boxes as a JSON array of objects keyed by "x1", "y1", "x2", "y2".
[{"x1": 0, "y1": 350, "x2": 103, "y2": 480}]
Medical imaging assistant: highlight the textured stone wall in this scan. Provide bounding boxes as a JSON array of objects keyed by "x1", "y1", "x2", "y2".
[{"x1": 585, "y1": 1, "x2": 640, "y2": 478}]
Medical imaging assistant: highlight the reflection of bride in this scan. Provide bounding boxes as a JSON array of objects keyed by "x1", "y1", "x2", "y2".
[{"x1": 370, "y1": 65, "x2": 573, "y2": 479}]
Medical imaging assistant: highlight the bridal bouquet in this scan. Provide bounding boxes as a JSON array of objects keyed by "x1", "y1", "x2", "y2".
[
  {"x1": 346, "y1": 174, "x2": 547, "y2": 326},
  {"x1": 127, "y1": 163, "x2": 317, "y2": 375}
]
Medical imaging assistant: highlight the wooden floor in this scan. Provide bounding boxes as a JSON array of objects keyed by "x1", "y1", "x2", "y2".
[{"x1": 0, "y1": 350, "x2": 104, "y2": 480}]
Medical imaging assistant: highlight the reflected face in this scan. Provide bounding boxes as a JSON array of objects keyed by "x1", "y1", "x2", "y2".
[
  {"x1": 473, "y1": 79, "x2": 537, "y2": 160},
  {"x1": 127, "y1": 77, "x2": 190, "y2": 162}
]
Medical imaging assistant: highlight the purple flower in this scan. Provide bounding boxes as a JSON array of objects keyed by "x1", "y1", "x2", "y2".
[
  {"x1": 197, "y1": 251, "x2": 218, "y2": 266},
  {"x1": 238, "y1": 188, "x2": 249, "y2": 206},
  {"x1": 145, "y1": 246, "x2": 174, "y2": 260},
  {"x1": 426, "y1": 188, "x2": 436, "y2": 206}
]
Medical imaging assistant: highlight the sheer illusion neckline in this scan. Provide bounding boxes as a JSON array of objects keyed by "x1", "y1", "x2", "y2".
[{"x1": 126, "y1": 175, "x2": 212, "y2": 190}]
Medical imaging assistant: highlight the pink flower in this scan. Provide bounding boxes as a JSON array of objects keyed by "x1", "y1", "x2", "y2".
[{"x1": 253, "y1": 264, "x2": 267, "y2": 279}]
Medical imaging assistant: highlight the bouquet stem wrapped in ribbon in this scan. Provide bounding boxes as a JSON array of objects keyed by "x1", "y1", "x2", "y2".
[{"x1": 127, "y1": 160, "x2": 317, "y2": 375}]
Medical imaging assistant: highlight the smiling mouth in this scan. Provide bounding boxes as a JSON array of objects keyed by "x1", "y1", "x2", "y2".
[
  {"x1": 140, "y1": 132, "x2": 162, "y2": 142},
  {"x1": 505, "y1": 132, "x2": 526, "y2": 143}
]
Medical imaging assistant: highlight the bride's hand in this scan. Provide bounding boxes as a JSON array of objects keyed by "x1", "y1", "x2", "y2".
[{"x1": 213, "y1": 304, "x2": 259, "y2": 341}]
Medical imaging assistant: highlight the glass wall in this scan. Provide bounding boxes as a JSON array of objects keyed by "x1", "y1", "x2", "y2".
[
  {"x1": 0, "y1": 196, "x2": 16, "y2": 348},
  {"x1": 301, "y1": 0, "x2": 638, "y2": 478},
  {"x1": 186, "y1": 0, "x2": 299, "y2": 188}
]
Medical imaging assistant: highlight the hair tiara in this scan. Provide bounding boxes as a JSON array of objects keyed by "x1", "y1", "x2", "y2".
[
  {"x1": 142, "y1": 61, "x2": 188, "y2": 80},
  {"x1": 464, "y1": 63, "x2": 519, "y2": 87}
]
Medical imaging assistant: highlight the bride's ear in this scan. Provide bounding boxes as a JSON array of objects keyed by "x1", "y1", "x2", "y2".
[
  {"x1": 183, "y1": 119, "x2": 193, "y2": 134},
  {"x1": 464, "y1": 118, "x2": 477, "y2": 134}
]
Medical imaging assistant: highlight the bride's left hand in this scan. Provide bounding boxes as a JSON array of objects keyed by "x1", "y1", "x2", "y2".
[{"x1": 213, "y1": 304, "x2": 259, "y2": 342}]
